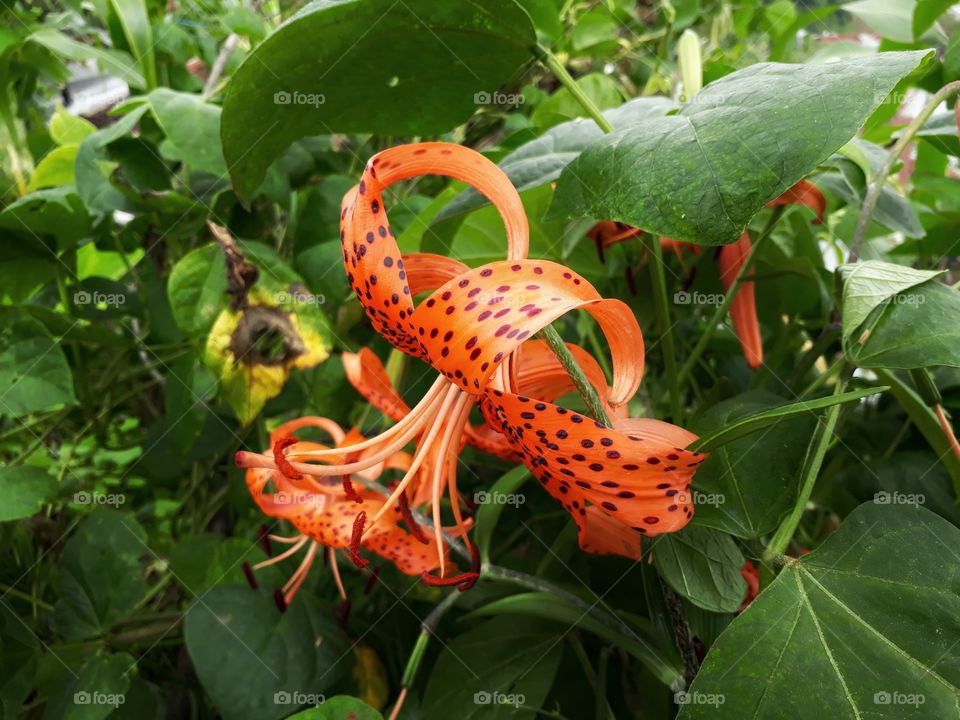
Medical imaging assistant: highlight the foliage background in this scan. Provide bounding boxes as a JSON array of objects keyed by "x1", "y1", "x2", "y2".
[{"x1": 1, "y1": 0, "x2": 959, "y2": 718}]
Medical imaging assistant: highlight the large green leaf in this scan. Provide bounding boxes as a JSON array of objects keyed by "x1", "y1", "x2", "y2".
[
  {"x1": 109, "y1": 0, "x2": 156, "y2": 88},
  {"x1": 286, "y1": 698, "x2": 382, "y2": 720},
  {"x1": 147, "y1": 89, "x2": 226, "y2": 176},
  {"x1": 39, "y1": 651, "x2": 134, "y2": 720},
  {"x1": 845, "y1": 278, "x2": 960, "y2": 370},
  {"x1": 653, "y1": 525, "x2": 746, "y2": 614},
  {"x1": 689, "y1": 392, "x2": 816, "y2": 539},
  {"x1": 549, "y1": 51, "x2": 930, "y2": 245},
  {"x1": 222, "y1": 0, "x2": 537, "y2": 201},
  {"x1": 0, "y1": 314, "x2": 76, "y2": 417},
  {"x1": 53, "y1": 510, "x2": 149, "y2": 640},
  {"x1": 437, "y1": 96, "x2": 676, "y2": 221},
  {"x1": 679, "y1": 502, "x2": 960, "y2": 719},
  {"x1": 0, "y1": 466, "x2": 57, "y2": 522},
  {"x1": 184, "y1": 585, "x2": 350, "y2": 720},
  {"x1": 421, "y1": 616, "x2": 563, "y2": 719}
]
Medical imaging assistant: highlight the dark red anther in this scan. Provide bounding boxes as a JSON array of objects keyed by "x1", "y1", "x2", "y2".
[
  {"x1": 258, "y1": 524, "x2": 272, "y2": 557},
  {"x1": 242, "y1": 561, "x2": 258, "y2": 590},
  {"x1": 338, "y1": 599, "x2": 352, "y2": 624},
  {"x1": 273, "y1": 589, "x2": 287, "y2": 613},
  {"x1": 340, "y1": 474, "x2": 363, "y2": 504},
  {"x1": 273, "y1": 436, "x2": 303, "y2": 479},
  {"x1": 421, "y1": 571, "x2": 480, "y2": 591},
  {"x1": 397, "y1": 490, "x2": 429, "y2": 545},
  {"x1": 595, "y1": 233, "x2": 606, "y2": 264},
  {"x1": 363, "y1": 567, "x2": 380, "y2": 595},
  {"x1": 349, "y1": 512, "x2": 369, "y2": 569},
  {"x1": 625, "y1": 266, "x2": 637, "y2": 296}
]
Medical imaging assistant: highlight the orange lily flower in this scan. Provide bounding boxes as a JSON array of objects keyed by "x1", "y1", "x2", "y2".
[
  {"x1": 589, "y1": 179, "x2": 826, "y2": 369},
  {"x1": 243, "y1": 416, "x2": 461, "y2": 604},
  {"x1": 238, "y1": 142, "x2": 704, "y2": 583}
]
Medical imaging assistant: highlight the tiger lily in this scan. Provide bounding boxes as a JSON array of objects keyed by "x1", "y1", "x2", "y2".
[
  {"x1": 243, "y1": 416, "x2": 460, "y2": 604},
  {"x1": 589, "y1": 179, "x2": 826, "y2": 369},
  {"x1": 238, "y1": 142, "x2": 705, "y2": 584}
]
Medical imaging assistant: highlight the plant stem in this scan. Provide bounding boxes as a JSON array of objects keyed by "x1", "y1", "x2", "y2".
[
  {"x1": 763, "y1": 374, "x2": 848, "y2": 565},
  {"x1": 659, "y1": 580, "x2": 699, "y2": 687},
  {"x1": 538, "y1": 325, "x2": 610, "y2": 425},
  {"x1": 389, "y1": 590, "x2": 461, "y2": 720},
  {"x1": 677, "y1": 207, "x2": 785, "y2": 385},
  {"x1": 0, "y1": 584, "x2": 54, "y2": 612},
  {"x1": 533, "y1": 45, "x2": 615, "y2": 133},
  {"x1": 850, "y1": 80, "x2": 960, "y2": 259},
  {"x1": 642, "y1": 235, "x2": 682, "y2": 421}
]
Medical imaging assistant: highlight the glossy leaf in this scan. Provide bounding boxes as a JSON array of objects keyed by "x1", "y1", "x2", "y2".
[
  {"x1": 438, "y1": 96, "x2": 677, "y2": 221},
  {"x1": 689, "y1": 386, "x2": 889, "y2": 452},
  {"x1": 0, "y1": 466, "x2": 57, "y2": 522},
  {"x1": 221, "y1": 0, "x2": 537, "y2": 201},
  {"x1": 420, "y1": 615, "x2": 563, "y2": 719},
  {"x1": 184, "y1": 585, "x2": 351, "y2": 720},
  {"x1": 653, "y1": 525, "x2": 746, "y2": 613},
  {"x1": 679, "y1": 502, "x2": 960, "y2": 719},
  {"x1": 549, "y1": 51, "x2": 930, "y2": 245},
  {"x1": 689, "y1": 392, "x2": 816, "y2": 539}
]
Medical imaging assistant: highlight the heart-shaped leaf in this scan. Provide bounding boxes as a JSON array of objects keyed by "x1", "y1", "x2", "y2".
[
  {"x1": 653, "y1": 525, "x2": 746, "y2": 614},
  {"x1": 549, "y1": 51, "x2": 930, "y2": 245},
  {"x1": 0, "y1": 466, "x2": 57, "y2": 522},
  {"x1": 184, "y1": 585, "x2": 351, "y2": 720},
  {"x1": 679, "y1": 502, "x2": 960, "y2": 719},
  {"x1": 222, "y1": 0, "x2": 537, "y2": 201}
]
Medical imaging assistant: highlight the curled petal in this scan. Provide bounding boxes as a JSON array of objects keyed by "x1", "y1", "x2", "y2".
[
  {"x1": 410, "y1": 259, "x2": 644, "y2": 406},
  {"x1": 718, "y1": 231, "x2": 763, "y2": 369},
  {"x1": 479, "y1": 389, "x2": 706, "y2": 549},
  {"x1": 768, "y1": 179, "x2": 825, "y2": 223},
  {"x1": 404, "y1": 252, "x2": 470, "y2": 296},
  {"x1": 343, "y1": 348, "x2": 410, "y2": 423}
]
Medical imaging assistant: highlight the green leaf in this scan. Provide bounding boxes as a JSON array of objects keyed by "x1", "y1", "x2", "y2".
[
  {"x1": 28, "y1": 145, "x2": 79, "y2": 190},
  {"x1": 166, "y1": 244, "x2": 229, "y2": 338},
  {"x1": 0, "y1": 466, "x2": 57, "y2": 522},
  {"x1": 689, "y1": 392, "x2": 816, "y2": 539},
  {"x1": 913, "y1": 0, "x2": 954, "y2": 38},
  {"x1": 0, "y1": 187, "x2": 92, "y2": 245},
  {"x1": 54, "y1": 510, "x2": 149, "y2": 641},
  {"x1": 40, "y1": 651, "x2": 134, "y2": 720},
  {"x1": 286, "y1": 698, "x2": 382, "y2": 720},
  {"x1": 653, "y1": 526, "x2": 746, "y2": 613},
  {"x1": 109, "y1": 0, "x2": 156, "y2": 88},
  {"x1": 844, "y1": 0, "x2": 918, "y2": 43},
  {"x1": 839, "y1": 261, "x2": 944, "y2": 345},
  {"x1": 169, "y1": 535, "x2": 274, "y2": 594},
  {"x1": 75, "y1": 105, "x2": 149, "y2": 213},
  {"x1": 845, "y1": 279, "x2": 960, "y2": 370},
  {"x1": 221, "y1": 0, "x2": 537, "y2": 201},
  {"x1": 549, "y1": 51, "x2": 930, "y2": 245},
  {"x1": 475, "y1": 466, "x2": 531, "y2": 565},
  {"x1": 421, "y1": 615, "x2": 563, "y2": 719},
  {"x1": 690, "y1": 386, "x2": 889, "y2": 452},
  {"x1": 147, "y1": 89, "x2": 226, "y2": 176},
  {"x1": 49, "y1": 105, "x2": 95, "y2": 146},
  {"x1": 184, "y1": 585, "x2": 350, "y2": 720},
  {"x1": 0, "y1": 313, "x2": 76, "y2": 416},
  {"x1": 465, "y1": 592, "x2": 681, "y2": 688},
  {"x1": 679, "y1": 502, "x2": 960, "y2": 719},
  {"x1": 29, "y1": 29, "x2": 145, "y2": 89},
  {"x1": 438, "y1": 96, "x2": 676, "y2": 221}
]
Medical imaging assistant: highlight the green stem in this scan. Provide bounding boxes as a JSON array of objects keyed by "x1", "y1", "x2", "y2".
[
  {"x1": 0, "y1": 584, "x2": 54, "y2": 612},
  {"x1": 677, "y1": 207, "x2": 785, "y2": 385},
  {"x1": 763, "y1": 374, "x2": 848, "y2": 566},
  {"x1": 394, "y1": 590, "x2": 461, "y2": 708},
  {"x1": 538, "y1": 325, "x2": 610, "y2": 425},
  {"x1": 533, "y1": 45, "x2": 615, "y2": 133},
  {"x1": 642, "y1": 235, "x2": 682, "y2": 421},
  {"x1": 850, "y1": 80, "x2": 960, "y2": 259}
]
